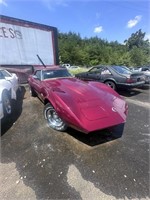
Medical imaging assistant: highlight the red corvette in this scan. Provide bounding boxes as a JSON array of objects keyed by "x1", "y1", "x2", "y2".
[{"x1": 28, "y1": 66, "x2": 128, "y2": 138}]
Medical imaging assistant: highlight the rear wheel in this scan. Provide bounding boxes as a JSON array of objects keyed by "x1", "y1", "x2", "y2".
[
  {"x1": 44, "y1": 103, "x2": 67, "y2": 131},
  {"x1": 105, "y1": 81, "x2": 116, "y2": 90},
  {"x1": 29, "y1": 86, "x2": 36, "y2": 97},
  {"x1": 2, "y1": 91, "x2": 11, "y2": 116}
]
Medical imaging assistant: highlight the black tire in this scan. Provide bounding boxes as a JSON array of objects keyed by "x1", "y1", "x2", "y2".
[
  {"x1": 44, "y1": 103, "x2": 67, "y2": 131},
  {"x1": 2, "y1": 91, "x2": 12, "y2": 116},
  {"x1": 29, "y1": 86, "x2": 36, "y2": 97},
  {"x1": 104, "y1": 80, "x2": 116, "y2": 90}
]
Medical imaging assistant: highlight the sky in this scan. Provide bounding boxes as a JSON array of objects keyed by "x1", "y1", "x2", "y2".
[{"x1": 0, "y1": 0, "x2": 150, "y2": 43}]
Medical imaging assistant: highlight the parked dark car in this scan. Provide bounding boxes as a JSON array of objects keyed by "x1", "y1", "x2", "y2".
[{"x1": 75, "y1": 65, "x2": 145, "y2": 90}]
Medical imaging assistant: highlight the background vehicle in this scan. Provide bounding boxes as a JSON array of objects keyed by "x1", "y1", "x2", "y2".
[
  {"x1": 28, "y1": 66, "x2": 128, "y2": 138},
  {"x1": 62, "y1": 64, "x2": 80, "y2": 70},
  {"x1": 130, "y1": 66, "x2": 150, "y2": 84},
  {"x1": 75, "y1": 65, "x2": 145, "y2": 90},
  {"x1": 0, "y1": 15, "x2": 59, "y2": 83},
  {"x1": 62, "y1": 64, "x2": 71, "y2": 69},
  {"x1": 0, "y1": 69, "x2": 19, "y2": 119}
]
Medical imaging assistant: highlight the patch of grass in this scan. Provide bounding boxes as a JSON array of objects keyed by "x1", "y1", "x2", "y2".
[{"x1": 68, "y1": 67, "x2": 89, "y2": 75}]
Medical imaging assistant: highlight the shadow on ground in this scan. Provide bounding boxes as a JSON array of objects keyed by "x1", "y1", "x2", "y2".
[
  {"x1": 118, "y1": 84, "x2": 150, "y2": 97},
  {"x1": 1, "y1": 86, "x2": 26, "y2": 136},
  {"x1": 118, "y1": 88, "x2": 142, "y2": 97},
  {"x1": 67, "y1": 128, "x2": 116, "y2": 146}
]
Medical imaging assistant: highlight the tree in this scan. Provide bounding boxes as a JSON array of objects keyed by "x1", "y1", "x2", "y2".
[
  {"x1": 58, "y1": 30, "x2": 150, "y2": 67},
  {"x1": 124, "y1": 29, "x2": 149, "y2": 50},
  {"x1": 130, "y1": 47, "x2": 148, "y2": 66}
]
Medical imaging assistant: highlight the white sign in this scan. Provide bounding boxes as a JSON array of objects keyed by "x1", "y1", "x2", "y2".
[{"x1": 0, "y1": 22, "x2": 55, "y2": 65}]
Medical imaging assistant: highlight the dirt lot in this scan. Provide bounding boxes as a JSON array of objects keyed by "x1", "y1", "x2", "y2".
[{"x1": 0, "y1": 85, "x2": 150, "y2": 200}]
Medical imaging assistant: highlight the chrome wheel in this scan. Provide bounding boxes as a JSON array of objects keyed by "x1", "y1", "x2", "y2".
[{"x1": 44, "y1": 103, "x2": 67, "y2": 131}]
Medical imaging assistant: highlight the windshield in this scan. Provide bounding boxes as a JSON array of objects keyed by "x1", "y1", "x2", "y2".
[
  {"x1": 42, "y1": 69, "x2": 72, "y2": 80},
  {"x1": 0, "y1": 70, "x2": 11, "y2": 79},
  {"x1": 112, "y1": 66, "x2": 132, "y2": 75}
]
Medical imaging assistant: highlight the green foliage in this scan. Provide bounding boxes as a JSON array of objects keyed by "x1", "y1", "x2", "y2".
[
  {"x1": 69, "y1": 67, "x2": 88, "y2": 75},
  {"x1": 58, "y1": 29, "x2": 150, "y2": 67},
  {"x1": 124, "y1": 29, "x2": 148, "y2": 50}
]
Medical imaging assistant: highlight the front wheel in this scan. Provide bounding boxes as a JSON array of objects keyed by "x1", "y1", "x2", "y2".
[
  {"x1": 44, "y1": 103, "x2": 67, "y2": 131},
  {"x1": 104, "y1": 81, "x2": 116, "y2": 90},
  {"x1": 2, "y1": 91, "x2": 12, "y2": 116}
]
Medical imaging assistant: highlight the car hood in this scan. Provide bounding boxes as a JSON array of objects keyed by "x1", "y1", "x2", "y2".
[
  {"x1": 44, "y1": 78, "x2": 127, "y2": 133},
  {"x1": 44, "y1": 77, "x2": 125, "y2": 114},
  {"x1": 44, "y1": 77, "x2": 111, "y2": 103}
]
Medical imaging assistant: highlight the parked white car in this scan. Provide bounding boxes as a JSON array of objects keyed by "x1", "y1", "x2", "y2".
[
  {"x1": 62, "y1": 63, "x2": 71, "y2": 69},
  {"x1": 0, "y1": 69, "x2": 19, "y2": 119}
]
